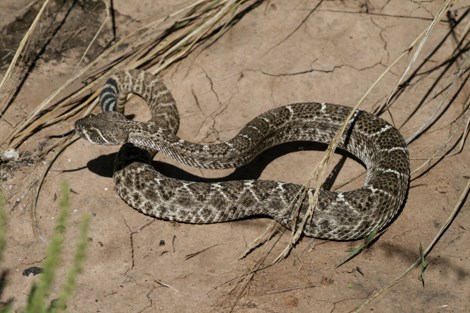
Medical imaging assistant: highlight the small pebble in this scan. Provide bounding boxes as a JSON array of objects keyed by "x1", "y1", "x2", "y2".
[{"x1": 1, "y1": 148, "x2": 19, "y2": 162}]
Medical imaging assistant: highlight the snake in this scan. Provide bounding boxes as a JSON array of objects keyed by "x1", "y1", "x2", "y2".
[{"x1": 74, "y1": 69, "x2": 410, "y2": 240}]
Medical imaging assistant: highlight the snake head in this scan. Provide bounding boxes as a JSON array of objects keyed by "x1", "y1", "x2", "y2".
[{"x1": 75, "y1": 111, "x2": 131, "y2": 145}]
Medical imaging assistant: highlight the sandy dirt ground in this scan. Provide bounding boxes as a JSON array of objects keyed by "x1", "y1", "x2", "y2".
[{"x1": 0, "y1": 0, "x2": 469, "y2": 312}]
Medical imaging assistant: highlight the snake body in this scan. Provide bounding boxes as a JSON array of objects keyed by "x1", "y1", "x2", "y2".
[{"x1": 75, "y1": 70, "x2": 409, "y2": 240}]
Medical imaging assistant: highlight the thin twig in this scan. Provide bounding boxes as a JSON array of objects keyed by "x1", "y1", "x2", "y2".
[
  {"x1": 384, "y1": 0, "x2": 455, "y2": 108},
  {"x1": 0, "y1": 0, "x2": 52, "y2": 116},
  {"x1": 31, "y1": 134, "x2": 79, "y2": 237},
  {"x1": 73, "y1": 1, "x2": 111, "y2": 73},
  {"x1": 406, "y1": 57, "x2": 470, "y2": 144}
]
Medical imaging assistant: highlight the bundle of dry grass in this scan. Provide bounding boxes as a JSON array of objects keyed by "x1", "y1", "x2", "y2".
[{"x1": 0, "y1": 0, "x2": 264, "y2": 153}]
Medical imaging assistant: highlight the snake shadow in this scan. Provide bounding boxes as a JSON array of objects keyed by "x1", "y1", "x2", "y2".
[
  {"x1": 84, "y1": 142, "x2": 410, "y2": 245},
  {"x1": 86, "y1": 141, "x2": 363, "y2": 189}
]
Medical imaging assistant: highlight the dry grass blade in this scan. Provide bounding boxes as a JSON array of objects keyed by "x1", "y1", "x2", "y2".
[
  {"x1": 73, "y1": 0, "x2": 111, "y2": 73},
  {"x1": 384, "y1": 0, "x2": 455, "y2": 108},
  {"x1": 223, "y1": 234, "x2": 282, "y2": 312},
  {"x1": 335, "y1": 226, "x2": 382, "y2": 268},
  {"x1": 410, "y1": 103, "x2": 469, "y2": 179},
  {"x1": 406, "y1": 56, "x2": 470, "y2": 145},
  {"x1": 239, "y1": 221, "x2": 282, "y2": 259},
  {"x1": 371, "y1": 27, "x2": 427, "y2": 114},
  {"x1": 0, "y1": 0, "x2": 52, "y2": 116},
  {"x1": 349, "y1": 178, "x2": 470, "y2": 313},
  {"x1": 450, "y1": 113, "x2": 470, "y2": 155},
  {"x1": 155, "y1": 280, "x2": 179, "y2": 293},
  {"x1": 31, "y1": 135, "x2": 79, "y2": 237},
  {"x1": 184, "y1": 244, "x2": 219, "y2": 260},
  {"x1": 419, "y1": 243, "x2": 427, "y2": 287}
]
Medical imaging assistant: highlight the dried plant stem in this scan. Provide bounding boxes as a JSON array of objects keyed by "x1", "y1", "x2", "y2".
[
  {"x1": 0, "y1": 0, "x2": 52, "y2": 116},
  {"x1": 73, "y1": 1, "x2": 111, "y2": 73},
  {"x1": 406, "y1": 57, "x2": 470, "y2": 144},
  {"x1": 451, "y1": 113, "x2": 470, "y2": 155},
  {"x1": 384, "y1": 0, "x2": 455, "y2": 107},
  {"x1": 32, "y1": 135, "x2": 78, "y2": 237},
  {"x1": 371, "y1": 27, "x2": 427, "y2": 114},
  {"x1": 411, "y1": 103, "x2": 469, "y2": 178}
]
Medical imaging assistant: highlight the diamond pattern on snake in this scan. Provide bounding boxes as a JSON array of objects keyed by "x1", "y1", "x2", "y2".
[{"x1": 75, "y1": 69, "x2": 410, "y2": 240}]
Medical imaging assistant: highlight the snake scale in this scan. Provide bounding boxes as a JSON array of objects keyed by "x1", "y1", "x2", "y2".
[{"x1": 75, "y1": 69, "x2": 410, "y2": 240}]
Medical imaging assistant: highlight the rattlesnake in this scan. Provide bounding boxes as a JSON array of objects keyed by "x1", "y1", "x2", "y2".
[{"x1": 75, "y1": 69, "x2": 410, "y2": 240}]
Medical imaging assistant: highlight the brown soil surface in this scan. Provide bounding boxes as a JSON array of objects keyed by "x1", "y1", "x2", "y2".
[{"x1": 0, "y1": 1, "x2": 469, "y2": 312}]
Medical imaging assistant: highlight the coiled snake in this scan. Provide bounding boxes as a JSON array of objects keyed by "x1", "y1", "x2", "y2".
[{"x1": 75, "y1": 69, "x2": 409, "y2": 240}]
